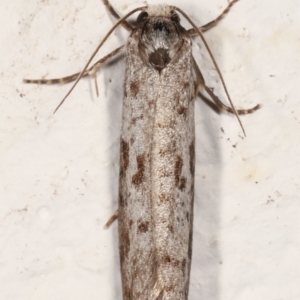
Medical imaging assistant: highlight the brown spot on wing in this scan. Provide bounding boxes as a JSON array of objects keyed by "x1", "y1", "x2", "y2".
[
  {"x1": 183, "y1": 82, "x2": 190, "y2": 89},
  {"x1": 158, "y1": 193, "x2": 173, "y2": 205},
  {"x1": 119, "y1": 225, "x2": 130, "y2": 259},
  {"x1": 182, "y1": 258, "x2": 186, "y2": 271},
  {"x1": 163, "y1": 254, "x2": 171, "y2": 263},
  {"x1": 119, "y1": 193, "x2": 126, "y2": 207},
  {"x1": 168, "y1": 224, "x2": 174, "y2": 233},
  {"x1": 178, "y1": 177, "x2": 186, "y2": 190},
  {"x1": 189, "y1": 141, "x2": 195, "y2": 176},
  {"x1": 138, "y1": 221, "x2": 149, "y2": 233},
  {"x1": 119, "y1": 140, "x2": 129, "y2": 208},
  {"x1": 186, "y1": 211, "x2": 190, "y2": 222},
  {"x1": 130, "y1": 80, "x2": 139, "y2": 97},
  {"x1": 177, "y1": 105, "x2": 187, "y2": 117},
  {"x1": 188, "y1": 217, "x2": 193, "y2": 259},
  {"x1": 175, "y1": 156, "x2": 183, "y2": 185},
  {"x1": 123, "y1": 285, "x2": 131, "y2": 300},
  {"x1": 120, "y1": 139, "x2": 129, "y2": 177},
  {"x1": 174, "y1": 156, "x2": 186, "y2": 191},
  {"x1": 131, "y1": 114, "x2": 144, "y2": 125},
  {"x1": 132, "y1": 153, "x2": 145, "y2": 187},
  {"x1": 162, "y1": 255, "x2": 180, "y2": 267}
]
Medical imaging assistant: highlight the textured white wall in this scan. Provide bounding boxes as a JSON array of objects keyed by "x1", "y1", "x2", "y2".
[{"x1": 1, "y1": 0, "x2": 299, "y2": 299}]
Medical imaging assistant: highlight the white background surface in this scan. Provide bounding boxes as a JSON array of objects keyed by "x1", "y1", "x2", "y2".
[{"x1": 1, "y1": 0, "x2": 299, "y2": 299}]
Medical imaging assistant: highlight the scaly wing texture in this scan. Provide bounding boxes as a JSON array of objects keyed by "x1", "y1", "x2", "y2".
[{"x1": 119, "y1": 29, "x2": 197, "y2": 300}]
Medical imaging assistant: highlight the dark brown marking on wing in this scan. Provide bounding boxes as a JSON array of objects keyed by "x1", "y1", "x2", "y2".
[
  {"x1": 158, "y1": 193, "x2": 172, "y2": 205},
  {"x1": 131, "y1": 114, "x2": 144, "y2": 125},
  {"x1": 119, "y1": 193, "x2": 126, "y2": 207},
  {"x1": 189, "y1": 141, "x2": 195, "y2": 176},
  {"x1": 178, "y1": 177, "x2": 186, "y2": 190},
  {"x1": 174, "y1": 156, "x2": 186, "y2": 191},
  {"x1": 168, "y1": 224, "x2": 174, "y2": 233},
  {"x1": 157, "y1": 119, "x2": 177, "y2": 128},
  {"x1": 177, "y1": 105, "x2": 187, "y2": 117},
  {"x1": 132, "y1": 153, "x2": 145, "y2": 187},
  {"x1": 120, "y1": 139, "x2": 129, "y2": 177},
  {"x1": 163, "y1": 255, "x2": 180, "y2": 267},
  {"x1": 182, "y1": 258, "x2": 186, "y2": 275},
  {"x1": 130, "y1": 80, "x2": 139, "y2": 97},
  {"x1": 182, "y1": 81, "x2": 190, "y2": 90},
  {"x1": 138, "y1": 220, "x2": 149, "y2": 233},
  {"x1": 175, "y1": 156, "x2": 183, "y2": 185},
  {"x1": 186, "y1": 219, "x2": 193, "y2": 297},
  {"x1": 123, "y1": 285, "x2": 132, "y2": 300},
  {"x1": 187, "y1": 219, "x2": 193, "y2": 259},
  {"x1": 119, "y1": 225, "x2": 130, "y2": 259},
  {"x1": 186, "y1": 211, "x2": 190, "y2": 222}
]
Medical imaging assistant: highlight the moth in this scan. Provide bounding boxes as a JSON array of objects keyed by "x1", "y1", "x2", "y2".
[{"x1": 24, "y1": 0, "x2": 260, "y2": 299}]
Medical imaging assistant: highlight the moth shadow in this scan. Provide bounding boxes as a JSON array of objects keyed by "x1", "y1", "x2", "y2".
[
  {"x1": 191, "y1": 90, "x2": 223, "y2": 300},
  {"x1": 102, "y1": 53, "x2": 125, "y2": 299},
  {"x1": 190, "y1": 24, "x2": 228, "y2": 300}
]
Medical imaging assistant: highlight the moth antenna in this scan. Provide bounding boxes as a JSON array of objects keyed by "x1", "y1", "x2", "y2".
[
  {"x1": 53, "y1": 6, "x2": 145, "y2": 114},
  {"x1": 174, "y1": 6, "x2": 246, "y2": 136}
]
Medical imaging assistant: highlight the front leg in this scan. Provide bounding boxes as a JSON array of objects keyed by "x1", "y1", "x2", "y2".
[{"x1": 24, "y1": 45, "x2": 124, "y2": 85}]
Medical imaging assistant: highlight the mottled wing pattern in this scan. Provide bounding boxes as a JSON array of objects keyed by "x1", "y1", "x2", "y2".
[
  {"x1": 119, "y1": 29, "x2": 197, "y2": 300},
  {"x1": 118, "y1": 32, "x2": 157, "y2": 299},
  {"x1": 150, "y1": 37, "x2": 196, "y2": 300}
]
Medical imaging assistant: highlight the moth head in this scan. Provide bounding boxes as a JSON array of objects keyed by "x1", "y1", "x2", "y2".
[
  {"x1": 136, "y1": 5, "x2": 181, "y2": 25},
  {"x1": 136, "y1": 5, "x2": 186, "y2": 71}
]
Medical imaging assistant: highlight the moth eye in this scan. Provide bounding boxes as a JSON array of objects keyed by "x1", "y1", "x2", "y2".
[
  {"x1": 136, "y1": 11, "x2": 148, "y2": 23},
  {"x1": 170, "y1": 11, "x2": 180, "y2": 23}
]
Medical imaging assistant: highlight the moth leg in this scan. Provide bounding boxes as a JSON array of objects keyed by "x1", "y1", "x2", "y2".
[
  {"x1": 104, "y1": 209, "x2": 119, "y2": 229},
  {"x1": 24, "y1": 45, "x2": 124, "y2": 98},
  {"x1": 203, "y1": 85, "x2": 260, "y2": 115},
  {"x1": 23, "y1": 45, "x2": 124, "y2": 86},
  {"x1": 187, "y1": 0, "x2": 240, "y2": 36},
  {"x1": 193, "y1": 57, "x2": 260, "y2": 115},
  {"x1": 102, "y1": 0, "x2": 133, "y2": 31}
]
